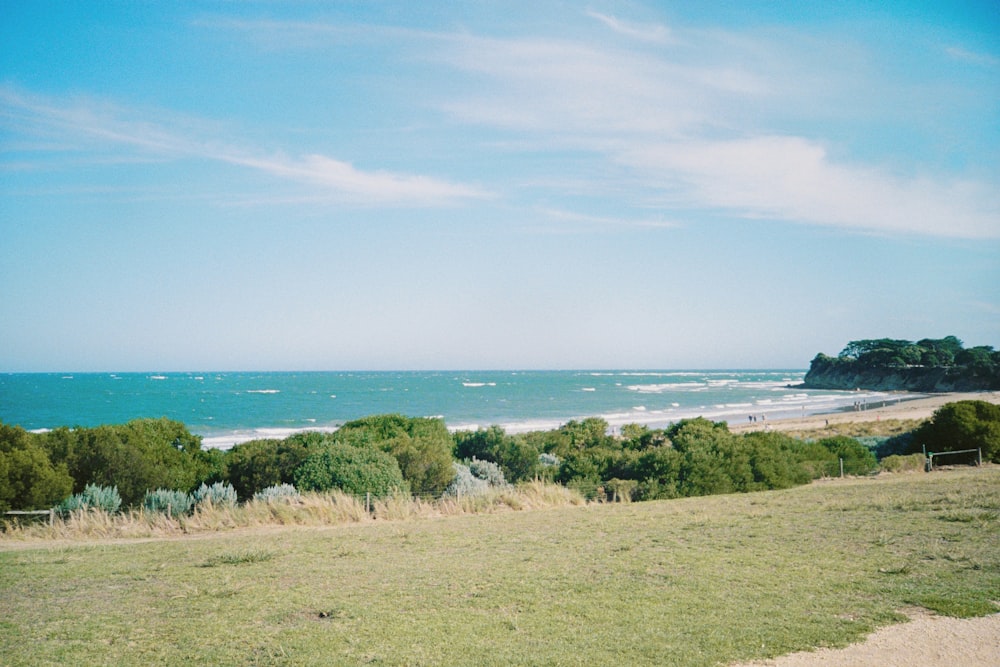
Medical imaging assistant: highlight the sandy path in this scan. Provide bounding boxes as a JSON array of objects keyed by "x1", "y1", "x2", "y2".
[
  {"x1": 734, "y1": 610, "x2": 1000, "y2": 667},
  {"x1": 728, "y1": 391, "x2": 1000, "y2": 434}
]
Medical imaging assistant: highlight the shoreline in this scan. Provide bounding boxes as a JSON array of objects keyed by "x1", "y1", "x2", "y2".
[{"x1": 727, "y1": 390, "x2": 1000, "y2": 434}]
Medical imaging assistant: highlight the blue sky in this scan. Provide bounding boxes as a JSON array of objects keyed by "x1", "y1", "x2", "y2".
[{"x1": 1, "y1": 1, "x2": 997, "y2": 371}]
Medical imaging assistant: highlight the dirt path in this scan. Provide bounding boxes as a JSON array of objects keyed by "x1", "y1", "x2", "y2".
[{"x1": 734, "y1": 609, "x2": 1000, "y2": 667}]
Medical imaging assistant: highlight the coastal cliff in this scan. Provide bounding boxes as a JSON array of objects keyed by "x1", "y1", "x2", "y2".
[{"x1": 801, "y1": 337, "x2": 1000, "y2": 392}]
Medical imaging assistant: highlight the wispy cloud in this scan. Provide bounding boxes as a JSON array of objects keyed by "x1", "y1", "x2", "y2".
[
  {"x1": 586, "y1": 11, "x2": 673, "y2": 44},
  {"x1": 0, "y1": 86, "x2": 489, "y2": 206},
  {"x1": 945, "y1": 45, "x2": 999, "y2": 67},
  {"x1": 538, "y1": 207, "x2": 677, "y2": 231},
  {"x1": 618, "y1": 136, "x2": 999, "y2": 239},
  {"x1": 429, "y1": 22, "x2": 1000, "y2": 239}
]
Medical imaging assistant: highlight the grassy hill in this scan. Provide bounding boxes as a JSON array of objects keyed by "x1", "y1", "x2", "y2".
[{"x1": 2, "y1": 468, "x2": 998, "y2": 666}]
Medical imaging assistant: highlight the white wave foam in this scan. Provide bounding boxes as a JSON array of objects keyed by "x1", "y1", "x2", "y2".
[
  {"x1": 626, "y1": 382, "x2": 704, "y2": 393},
  {"x1": 199, "y1": 425, "x2": 340, "y2": 449},
  {"x1": 247, "y1": 389, "x2": 280, "y2": 394}
]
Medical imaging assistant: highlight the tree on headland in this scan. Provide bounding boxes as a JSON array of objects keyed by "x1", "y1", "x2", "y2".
[{"x1": 805, "y1": 336, "x2": 1000, "y2": 391}]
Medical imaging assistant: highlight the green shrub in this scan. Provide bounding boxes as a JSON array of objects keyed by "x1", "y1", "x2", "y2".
[
  {"x1": 224, "y1": 437, "x2": 312, "y2": 500},
  {"x1": 911, "y1": 400, "x2": 1000, "y2": 463},
  {"x1": 817, "y1": 436, "x2": 879, "y2": 475},
  {"x1": 0, "y1": 422, "x2": 73, "y2": 512},
  {"x1": 335, "y1": 415, "x2": 455, "y2": 496},
  {"x1": 294, "y1": 443, "x2": 408, "y2": 497},
  {"x1": 740, "y1": 432, "x2": 812, "y2": 490},
  {"x1": 193, "y1": 482, "x2": 238, "y2": 508},
  {"x1": 253, "y1": 483, "x2": 301, "y2": 502},
  {"x1": 143, "y1": 488, "x2": 194, "y2": 516},
  {"x1": 59, "y1": 484, "x2": 122, "y2": 514},
  {"x1": 453, "y1": 426, "x2": 541, "y2": 483}
]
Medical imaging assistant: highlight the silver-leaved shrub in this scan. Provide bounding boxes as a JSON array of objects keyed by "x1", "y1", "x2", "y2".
[
  {"x1": 193, "y1": 481, "x2": 238, "y2": 508},
  {"x1": 253, "y1": 483, "x2": 301, "y2": 502},
  {"x1": 143, "y1": 488, "x2": 194, "y2": 516},
  {"x1": 58, "y1": 484, "x2": 122, "y2": 514}
]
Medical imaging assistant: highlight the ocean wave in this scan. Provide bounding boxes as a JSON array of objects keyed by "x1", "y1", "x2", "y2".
[
  {"x1": 626, "y1": 382, "x2": 704, "y2": 393},
  {"x1": 246, "y1": 389, "x2": 281, "y2": 394}
]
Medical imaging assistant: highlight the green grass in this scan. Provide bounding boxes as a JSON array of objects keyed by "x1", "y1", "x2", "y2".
[{"x1": 2, "y1": 468, "x2": 998, "y2": 666}]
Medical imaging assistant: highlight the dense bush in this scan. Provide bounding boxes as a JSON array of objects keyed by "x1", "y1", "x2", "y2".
[
  {"x1": 816, "y1": 436, "x2": 879, "y2": 476},
  {"x1": 294, "y1": 443, "x2": 408, "y2": 497},
  {"x1": 224, "y1": 437, "x2": 312, "y2": 500},
  {"x1": 911, "y1": 400, "x2": 1000, "y2": 463},
  {"x1": 453, "y1": 426, "x2": 541, "y2": 483},
  {"x1": 0, "y1": 422, "x2": 73, "y2": 512},
  {"x1": 143, "y1": 488, "x2": 194, "y2": 516},
  {"x1": 336, "y1": 415, "x2": 455, "y2": 496},
  {"x1": 38, "y1": 418, "x2": 215, "y2": 506},
  {"x1": 740, "y1": 432, "x2": 813, "y2": 490},
  {"x1": 59, "y1": 484, "x2": 122, "y2": 514}
]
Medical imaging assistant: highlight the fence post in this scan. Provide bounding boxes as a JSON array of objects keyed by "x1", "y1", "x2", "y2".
[
  {"x1": 978, "y1": 448, "x2": 983, "y2": 467},
  {"x1": 49, "y1": 508, "x2": 55, "y2": 527},
  {"x1": 839, "y1": 458, "x2": 844, "y2": 478},
  {"x1": 366, "y1": 492, "x2": 371, "y2": 514}
]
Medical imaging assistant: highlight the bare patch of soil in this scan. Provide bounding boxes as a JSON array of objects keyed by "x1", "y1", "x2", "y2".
[{"x1": 734, "y1": 609, "x2": 1000, "y2": 667}]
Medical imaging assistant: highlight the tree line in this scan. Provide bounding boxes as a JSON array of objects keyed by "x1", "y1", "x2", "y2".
[
  {"x1": 811, "y1": 336, "x2": 1000, "y2": 377},
  {"x1": 3, "y1": 401, "x2": 999, "y2": 513}
]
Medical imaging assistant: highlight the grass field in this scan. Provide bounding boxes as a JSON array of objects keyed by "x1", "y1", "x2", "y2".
[{"x1": 2, "y1": 468, "x2": 998, "y2": 666}]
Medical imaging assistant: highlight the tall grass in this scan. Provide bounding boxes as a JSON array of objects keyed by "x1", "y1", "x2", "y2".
[{"x1": 0, "y1": 482, "x2": 585, "y2": 541}]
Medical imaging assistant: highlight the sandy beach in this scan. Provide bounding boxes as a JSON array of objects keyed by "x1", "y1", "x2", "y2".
[{"x1": 727, "y1": 390, "x2": 1000, "y2": 434}]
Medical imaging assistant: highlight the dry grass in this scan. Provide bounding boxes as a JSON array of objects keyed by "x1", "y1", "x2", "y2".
[{"x1": 0, "y1": 482, "x2": 585, "y2": 542}]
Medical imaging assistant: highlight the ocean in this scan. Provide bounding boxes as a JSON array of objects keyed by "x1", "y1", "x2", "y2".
[{"x1": 1, "y1": 370, "x2": 899, "y2": 448}]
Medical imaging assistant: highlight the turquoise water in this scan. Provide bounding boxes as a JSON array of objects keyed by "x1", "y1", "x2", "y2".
[{"x1": 1, "y1": 370, "x2": 895, "y2": 448}]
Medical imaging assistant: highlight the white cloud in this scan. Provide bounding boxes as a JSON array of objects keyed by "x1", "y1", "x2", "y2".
[
  {"x1": 618, "y1": 136, "x2": 1000, "y2": 239},
  {"x1": 0, "y1": 86, "x2": 489, "y2": 206},
  {"x1": 430, "y1": 26, "x2": 999, "y2": 239},
  {"x1": 229, "y1": 153, "x2": 488, "y2": 204}
]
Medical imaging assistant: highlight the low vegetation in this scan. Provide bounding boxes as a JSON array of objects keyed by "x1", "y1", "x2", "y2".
[
  {"x1": 1, "y1": 468, "x2": 996, "y2": 666},
  {"x1": 3, "y1": 400, "x2": 1000, "y2": 522}
]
